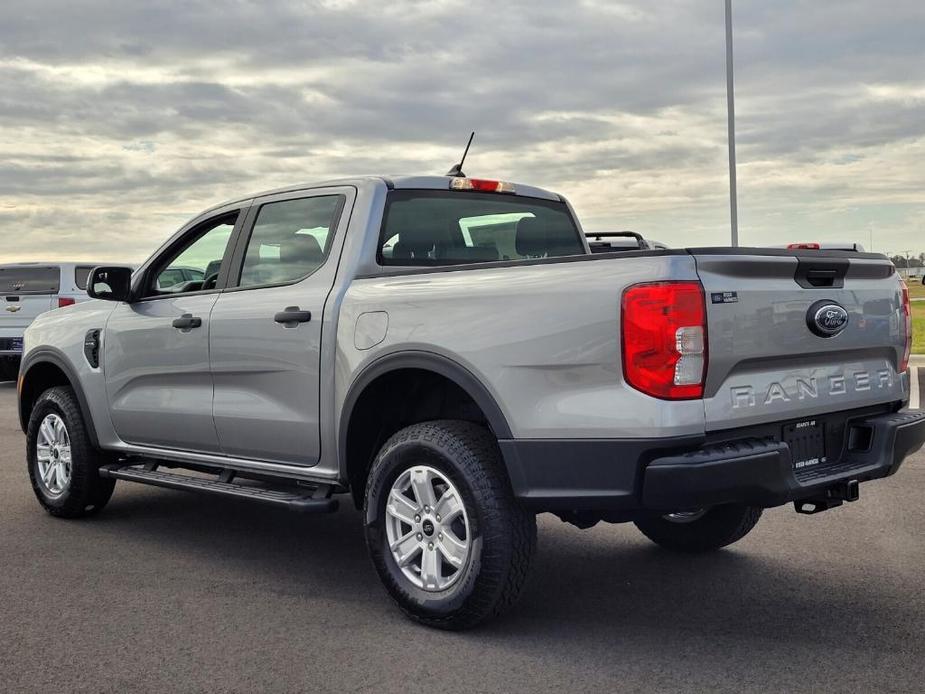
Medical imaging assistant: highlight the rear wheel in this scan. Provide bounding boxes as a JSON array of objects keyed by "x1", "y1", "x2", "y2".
[
  {"x1": 364, "y1": 420, "x2": 536, "y2": 630},
  {"x1": 27, "y1": 386, "x2": 115, "y2": 518},
  {"x1": 634, "y1": 504, "x2": 762, "y2": 553}
]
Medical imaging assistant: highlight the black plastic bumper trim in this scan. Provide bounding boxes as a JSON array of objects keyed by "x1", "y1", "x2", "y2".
[
  {"x1": 499, "y1": 409, "x2": 925, "y2": 513},
  {"x1": 498, "y1": 435, "x2": 703, "y2": 512},
  {"x1": 644, "y1": 410, "x2": 925, "y2": 510}
]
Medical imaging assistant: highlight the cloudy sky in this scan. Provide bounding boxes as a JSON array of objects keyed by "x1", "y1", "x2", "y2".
[{"x1": 1, "y1": 0, "x2": 923, "y2": 263}]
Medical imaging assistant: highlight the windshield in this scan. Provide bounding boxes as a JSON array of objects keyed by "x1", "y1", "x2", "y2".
[
  {"x1": 379, "y1": 191, "x2": 585, "y2": 266},
  {"x1": 0, "y1": 266, "x2": 60, "y2": 294}
]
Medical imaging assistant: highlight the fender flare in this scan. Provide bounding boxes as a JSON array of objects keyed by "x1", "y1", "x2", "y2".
[
  {"x1": 338, "y1": 350, "x2": 513, "y2": 474},
  {"x1": 18, "y1": 348, "x2": 100, "y2": 448}
]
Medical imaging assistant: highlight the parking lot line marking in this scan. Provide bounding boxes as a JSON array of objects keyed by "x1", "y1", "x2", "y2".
[{"x1": 910, "y1": 366, "x2": 921, "y2": 410}]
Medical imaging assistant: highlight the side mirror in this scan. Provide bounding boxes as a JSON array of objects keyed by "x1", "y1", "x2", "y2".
[{"x1": 87, "y1": 266, "x2": 134, "y2": 302}]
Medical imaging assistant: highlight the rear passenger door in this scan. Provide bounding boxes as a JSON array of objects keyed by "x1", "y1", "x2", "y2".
[{"x1": 209, "y1": 187, "x2": 353, "y2": 466}]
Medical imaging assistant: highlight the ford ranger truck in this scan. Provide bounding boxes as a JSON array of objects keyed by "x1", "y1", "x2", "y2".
[{"x1": 17, "y1": 175, "x2": 925, "y2": 630}]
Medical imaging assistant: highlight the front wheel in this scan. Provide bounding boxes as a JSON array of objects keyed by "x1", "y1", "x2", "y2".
[
  {"x1": 364, "y1": 420, "x2": 536, "y2": 630},
  {"x1": 27, "y1": 386, "x2": 115, "y2": 518},
  {"x1": 634, "y1": 504, "x2": 762, "y2": 553}
]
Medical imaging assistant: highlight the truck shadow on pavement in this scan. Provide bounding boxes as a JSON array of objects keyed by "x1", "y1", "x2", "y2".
[{"x1": 90, "y1": 487, "x2": 905, "y2": 651}]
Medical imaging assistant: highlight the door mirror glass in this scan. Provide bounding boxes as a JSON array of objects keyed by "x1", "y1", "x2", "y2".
[{"x1": 87, "y1": 266, "x2": 134, "y2": 302}]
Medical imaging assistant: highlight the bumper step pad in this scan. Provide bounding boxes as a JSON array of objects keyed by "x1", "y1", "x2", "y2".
[{"x1": 99, "y1": 463, "x2": 339, "y2": 514}]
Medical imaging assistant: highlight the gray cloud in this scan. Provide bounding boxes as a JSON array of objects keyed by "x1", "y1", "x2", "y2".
[{"x1": 0, "y1": 0, "x2": 922, "y2": 262}]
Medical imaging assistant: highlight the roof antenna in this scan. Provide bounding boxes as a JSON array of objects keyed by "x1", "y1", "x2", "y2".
[{"x1": 446, "y1": 131, "x2": 475, "y2": 177}]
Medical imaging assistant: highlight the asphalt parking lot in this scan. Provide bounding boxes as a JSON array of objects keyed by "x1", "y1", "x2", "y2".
[{"x1": 1, "y1": 382, "x2": 924, "y2": 693}]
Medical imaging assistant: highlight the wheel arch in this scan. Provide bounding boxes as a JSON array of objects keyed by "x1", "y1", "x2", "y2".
[
  {"x1": 339, "y1": 351, "x2": 513, "y2": 508},
  {"x1": 18, "y1": 349, "x2": 100, "y2": 448}
]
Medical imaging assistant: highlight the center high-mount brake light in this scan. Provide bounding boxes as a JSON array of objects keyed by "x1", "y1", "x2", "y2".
[
  {"x1": 449, "y1": 178, "x2": 516, "y2": 194},
  {"x1": 900, "y1": 281, "x2": 912, "y2": 373},
  {"x1": 621, "y1": 282, "x2": 708, "y2": 400},
  {"x1": 788, "y1": 242, "x2": 821, "y2": 250}
]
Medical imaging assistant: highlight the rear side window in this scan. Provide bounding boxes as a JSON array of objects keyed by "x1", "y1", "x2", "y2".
[
  {"x1": 0, "y1": 267, "x2": 60, "y2": 294},
  {"x1": 378, "y1": 191, "x2": 585, "y2": 266},
  {"x1": 75, "y1": 266, "x2": 94, "y2": 290},
  {"x1": 238, "y1": 195, "x2": 344, "y2": 288}
]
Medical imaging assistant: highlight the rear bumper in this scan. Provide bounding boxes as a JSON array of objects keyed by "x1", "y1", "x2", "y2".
[
  {"x1": 500, "y1": 408, "x2": 925, "y2": 512},
  {"x1": 0, "y1": 333, "x2": 25, "y2": 357},
  {"x1": 642, "y1": 410, "x2": 925, "y2": 510}
]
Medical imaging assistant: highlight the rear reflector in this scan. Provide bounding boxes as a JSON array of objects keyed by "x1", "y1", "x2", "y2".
[
  {"x1": 450, "y1": 178, "x2": 515, "y2": 194},
  {"x1": 58, "y1": 297, "x2": 76, "y2": 308},
  {"x1": 900, "y1": 281, "x2": 912, "y2": 373},
  {"x1": 788, "y1": 243, "x2": 821, "y2": 250},
  {"x1": 622, "y1": 282, "x2": 707, "y2": 399}
]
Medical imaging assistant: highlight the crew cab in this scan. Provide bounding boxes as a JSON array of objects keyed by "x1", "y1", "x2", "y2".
[{"x1": 17, "y1": 175, "x2": 925, "y2": 629}]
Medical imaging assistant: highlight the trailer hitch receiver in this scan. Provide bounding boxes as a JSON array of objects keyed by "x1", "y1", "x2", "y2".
[{"x1": 794, "y1": 479, "x2": 860, "y2": 515}]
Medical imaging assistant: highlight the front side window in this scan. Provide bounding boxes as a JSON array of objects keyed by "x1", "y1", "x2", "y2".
[
  {"x1": 147, "y1": 213, "x2": 238, "y2": 296},
  {"x1": 378, "y1": 191, "x2": 585, "y2": 266},
  {"x1": 238, "y1": 195, "x2": 343, "y2": 288}
]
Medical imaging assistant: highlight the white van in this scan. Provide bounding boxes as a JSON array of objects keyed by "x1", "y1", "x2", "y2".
[{"x1": 0, "y1": 263, "x2": 116, "y2": 380}]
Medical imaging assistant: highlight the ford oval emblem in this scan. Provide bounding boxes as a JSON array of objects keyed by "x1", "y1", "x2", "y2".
[{"x1": 807, "y1": 300, "x2": 849, "y2": 338}]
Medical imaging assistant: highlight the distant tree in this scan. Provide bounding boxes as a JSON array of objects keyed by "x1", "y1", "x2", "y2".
[{"x1": 891, "y1": 255, "x2": 907, "y2": 268}]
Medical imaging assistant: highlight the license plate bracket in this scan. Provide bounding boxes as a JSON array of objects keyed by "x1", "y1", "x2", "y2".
[{"x1": 784, "y1": 418, "x2": 827, "y2": 472}]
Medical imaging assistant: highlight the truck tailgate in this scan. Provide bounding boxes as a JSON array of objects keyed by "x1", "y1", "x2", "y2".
[
  {"x1": 1, "y1": 295, "x2": 55, "y2": 331},
  {"x1": 693, "y1": 251, "x2": 907, "y2": 430}
]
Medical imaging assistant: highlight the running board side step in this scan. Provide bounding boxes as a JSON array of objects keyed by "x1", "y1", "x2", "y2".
[{"x1": 99, "y1": 464, "x2": 339, "y2": 514}]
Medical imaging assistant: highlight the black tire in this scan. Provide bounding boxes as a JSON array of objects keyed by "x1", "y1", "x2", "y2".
[
  {"x1": 364, "y1": 420, "x2": 536, "y2": 630},
  {"x1": 634, "y1": 504, "x2": 762, "y2": 553},
  {"x1": 26, "y1": 386, "x2": 115, "y2": 518}
]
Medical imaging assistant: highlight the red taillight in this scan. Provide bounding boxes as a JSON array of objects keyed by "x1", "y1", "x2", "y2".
[
  {"x1": 900, "y1": 281, "x2": 912, "y2": 373},
  {"x1": 449, "y1": 178, "x2": 515, "y2": 193},
  {"x1": 788, "y1": 242, "x2": 821, "y2": 250},
  {"x1": 621, "y1": 282, "x2": 708, "y2": 400},
  {"x1": 58, "y1": 297, "x2": 76, "y2": 308}
]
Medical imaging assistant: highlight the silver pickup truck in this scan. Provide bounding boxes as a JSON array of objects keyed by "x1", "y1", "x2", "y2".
[{"x1": 16, "y1": 175, "x2": 925, "y2": 629}]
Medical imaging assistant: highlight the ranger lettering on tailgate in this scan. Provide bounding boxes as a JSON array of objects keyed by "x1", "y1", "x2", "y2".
[{"x1": 730, "y1": 370, "x2": 895, "y2": 408}]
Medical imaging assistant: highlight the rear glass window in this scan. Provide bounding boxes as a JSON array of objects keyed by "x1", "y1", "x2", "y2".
[
  {"x1": 75, "y1": 266, "x2": 94, "y2": 290},
  {"x1": 378, "y1": 191, "x2": 585, "y2": 266},
  {"x1": 0, "y1": 267, "x2": 60, "y2": 294}
]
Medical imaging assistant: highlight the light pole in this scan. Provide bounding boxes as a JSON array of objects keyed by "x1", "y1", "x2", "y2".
[{"x1": 725, "y1": 0, "x2": 739, "y2": 247}]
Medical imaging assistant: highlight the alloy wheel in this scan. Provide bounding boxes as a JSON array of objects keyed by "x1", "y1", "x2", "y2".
[
  {"x1": 35, "y1": 413, "x2": 72, "y2": 498},
  {"x1": 385, "y1": 465, "x2": 471, "y2": 591}
]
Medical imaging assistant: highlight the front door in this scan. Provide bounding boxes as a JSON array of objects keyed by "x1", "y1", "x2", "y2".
[
  {"x1": 209, "y1": 188, "x2": 351, "y2": 465},
  {"x1": 104, "y1": 209, "x2": 243, "y2": 453}
]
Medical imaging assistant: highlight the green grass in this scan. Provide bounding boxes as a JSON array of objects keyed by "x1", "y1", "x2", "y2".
[
  {"x1": 913, "y1": 302, "x2": 925, "y2": 355},
  {"x1": 906, "y1": 280, "x2": 925, "y2": 300}
]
